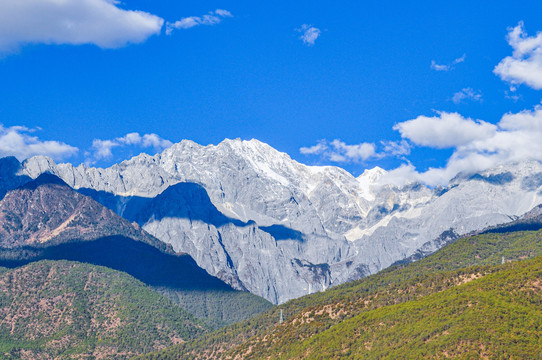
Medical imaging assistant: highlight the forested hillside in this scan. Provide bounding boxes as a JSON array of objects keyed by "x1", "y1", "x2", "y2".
[
  {"x1": 138, "y1": 229, "x2": 542, "y2": 359},
  {"x1": 0, "y1": 260, "x2": 208, "y2": 359}
]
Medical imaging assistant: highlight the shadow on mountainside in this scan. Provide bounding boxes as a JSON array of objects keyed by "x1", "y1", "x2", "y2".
[
  {"x1": 0, "y1": 235, "x2": 233, "y2": 291},
  {"x1": 482, "y1": 221, "x2": 542, "y2": 234},
  {"x1": 79, "y1": 181, "x2": 306, "y2": 242},
  {"x1": 0, "y1": 156, "x2": 32, "y2": 200}
]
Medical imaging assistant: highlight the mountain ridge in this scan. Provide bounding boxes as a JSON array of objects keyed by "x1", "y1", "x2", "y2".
[
  {"x1": 5, "y1": 138, "x2": 542, "y2": 303},
  {"x1": 0, "y1": 173, "x2": 273, "y2": 329}
]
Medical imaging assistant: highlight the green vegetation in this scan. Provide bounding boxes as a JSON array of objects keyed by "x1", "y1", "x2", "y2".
[
  {"x1": 137, "y1": 230, "x2": 542, "y2": 359},
  {"x1": 0, "y1": 260, "x2": 209, "y2": 360},
  {"x1": 158, "y1": 288, "x2": 273, "y2": 329},
  {"x1": 235, "y1": 257, "x2": 542, "y2": 359}
]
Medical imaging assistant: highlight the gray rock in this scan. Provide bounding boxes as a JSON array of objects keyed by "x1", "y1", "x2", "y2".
[{"x1": 15, "y1": 139, "x2": 542, "y2": 303}]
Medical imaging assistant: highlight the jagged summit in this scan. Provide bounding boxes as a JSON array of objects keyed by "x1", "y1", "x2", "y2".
[{"x1": 5, "y1": 139, "x2": 542, "y2": 303}]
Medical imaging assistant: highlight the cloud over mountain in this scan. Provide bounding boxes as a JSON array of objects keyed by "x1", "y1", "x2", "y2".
[
  {"x1": 384, "y1": 106, "x2": 542, "y2": 186},
  {"x1": 0, "y1": 125, "x2": 77, "y2": 161},
  {"x1": 393, "y1": 112, "x2": 496, "y2": 149},
  {"x1": 300, "y1": 139, "x2": 377, "y2": 163},
  {"x1": 87, "y1": 132, "x2": 172, "y2": 164}
]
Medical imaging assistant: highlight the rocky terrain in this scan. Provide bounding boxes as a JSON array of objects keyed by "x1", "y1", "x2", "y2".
[
  {"x1": 0, "y1": 173, "x2": 272, "y2": 328},
  {"x1": 0, "y1": 173, "x2": 167, "y2": 251},
  {"x1": 138, "y1": 222, "x2": 542, "y2": 359},
  {"x1": 4, "y1": 139, "x2": 542, "y2": 303}
]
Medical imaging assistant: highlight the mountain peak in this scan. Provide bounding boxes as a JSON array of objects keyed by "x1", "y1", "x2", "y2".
[
  {"x1": 0, "y1": 156, "x2": 20, "y2": 169},
  {"x1": 21, "y1": 155, "x2": 57, "y2": 179},
  {"x1": 358, "y1": 166, "x2": 387, "y2": 184}
]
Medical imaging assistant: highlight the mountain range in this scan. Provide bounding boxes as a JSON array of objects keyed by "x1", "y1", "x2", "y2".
[
  {"x1": 0, "y1": 173, "x2": 272, "y2": 330},
  {"x1": 3, "y1": 138, "x2": 542, "y2": 303}
]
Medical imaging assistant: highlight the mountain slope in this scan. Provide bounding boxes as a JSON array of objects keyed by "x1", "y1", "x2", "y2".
[
  {"x1": 0, "y1": 174, "x2": 272, "y2": 325},
  {"x1": 137, "y1": 226, "x2": 542, "y2": 359},
  {"x1": 259, "y1": 256, "x2": 542, "y2": 359},
  {"x1": 16, "y1": 140, "x2": 542, "y2": 303},
  {"x1": 0, "y1": 173, "x2": 227, "y2": 290},
  {"x1": 0, "y1": 173, "x2": 168, "y2": 250},
  {"x1": 0, "y1": 260, "x2": 207, "y2": 360}
]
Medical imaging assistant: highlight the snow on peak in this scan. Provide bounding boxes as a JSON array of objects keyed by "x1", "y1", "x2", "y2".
[{"x1": 358, "y1": 166, "x2": 387, "y2": 182}]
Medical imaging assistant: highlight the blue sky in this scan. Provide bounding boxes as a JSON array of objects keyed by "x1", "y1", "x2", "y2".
[{"x1": 2, "y1": 1, "x2": 542, "y2": 184}]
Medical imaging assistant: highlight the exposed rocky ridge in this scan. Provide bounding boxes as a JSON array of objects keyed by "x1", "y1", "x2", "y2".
[
  {"x1": 0, "y1": 174, "x2": 236, "y2": 292},
  {"x1": 9, "y1": 139, "x2": 542, "y2": 303},
  {"x1": 0, "y1": 173, "x2": 169, "y2": 252}
]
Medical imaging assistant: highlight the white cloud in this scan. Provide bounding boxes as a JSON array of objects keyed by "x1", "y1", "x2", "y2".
[
  {"x1": 393, "y1": 112, "x2": 497, "y2": 149},
  {"x1": 166, "y1": 9, "x2": 233, "y2": 35},
  {"x1": 141, "y1": 133, "x2": 173, "y2": 148},
  {"x1": 383, "y1": 106, "x2": 542, "y2": 186},
  {"x1": 296, "y1": 24, "x2": 321, "y2": 46},
  {"x1": 90, "y1": 139, "x2": 118, "y2": 160},
  {"x1": 494, "y1": 21, "x2": 542, "y2": 90},
  {"x1": 430, "y1": 54, "x2": 466, "y2": 71},
  {"x1": 300, "y1": 139, "x2": 410, "y2": 163},
  {"x1": 380, "y1": 140, "x2": 411, "y2": 157},
  {"x1": 118, "y1": 132, "x2": 142, "y2": 145},
  {"x1": 430, "y1": 61, "x2": 450, "y2": 71},
  {"x1": 300, "y1": 140, "x2": 328, "y2": 155},
  {"x1": 214, "y1": 9, "x2": 233, "y2": 18},
  {"x1": 88, "y1": 132, "x2": 172, "y2": 163},
  {"x1": 0, "y1": 125, "x2": 78, "y2": 161},
  {"x1": 0, "y1": 0, "x2": 164, "y2": 54},
  {"x1": 504, "y1": 90, "x2": 521, "y2": 102},
  {"x1": 300, "y1": 139, "x2": 376, "y2": 163},
  {"x1": 451, "y1": 88, "x2": 483, "y2": 104},
  {"x1": 499, "y1": 106, "x2": 542, "y2": 131},
  {"x1": 331, "y1": 140, "x2": 376, "y2": 162}
]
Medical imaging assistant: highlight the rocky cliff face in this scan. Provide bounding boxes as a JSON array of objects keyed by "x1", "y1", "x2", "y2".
[
  {"x1": 0, "y1": 173, "x2": 235, "y2": 293},
  {"x1": 0, "y1": 173, "x2": 167, "y2": 251},
  {"x1": 11, "y1": 139, "x2": 542, "y2": 303}
]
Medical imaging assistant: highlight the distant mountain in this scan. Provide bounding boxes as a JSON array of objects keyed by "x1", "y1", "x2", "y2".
[
  {"x1": 482, "y1": 203, "x2": 542, "y2": 234},
  {"x1": 0, "y1": 260, "x2": 208, "y2": 360},
  {"x1": 14, "y1": 139, "x2": 542, "y2": 303},
  {"x1": 137, "y1": 222, "x2": 542, "y2": 359},
  {"x1": 0, "y1": 174, "x2": 272, "y2": 326}
]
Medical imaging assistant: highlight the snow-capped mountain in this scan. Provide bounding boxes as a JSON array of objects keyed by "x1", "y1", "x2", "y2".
[{"x1": 8, "y1": 138, "x2": 542, "y2": 303}]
